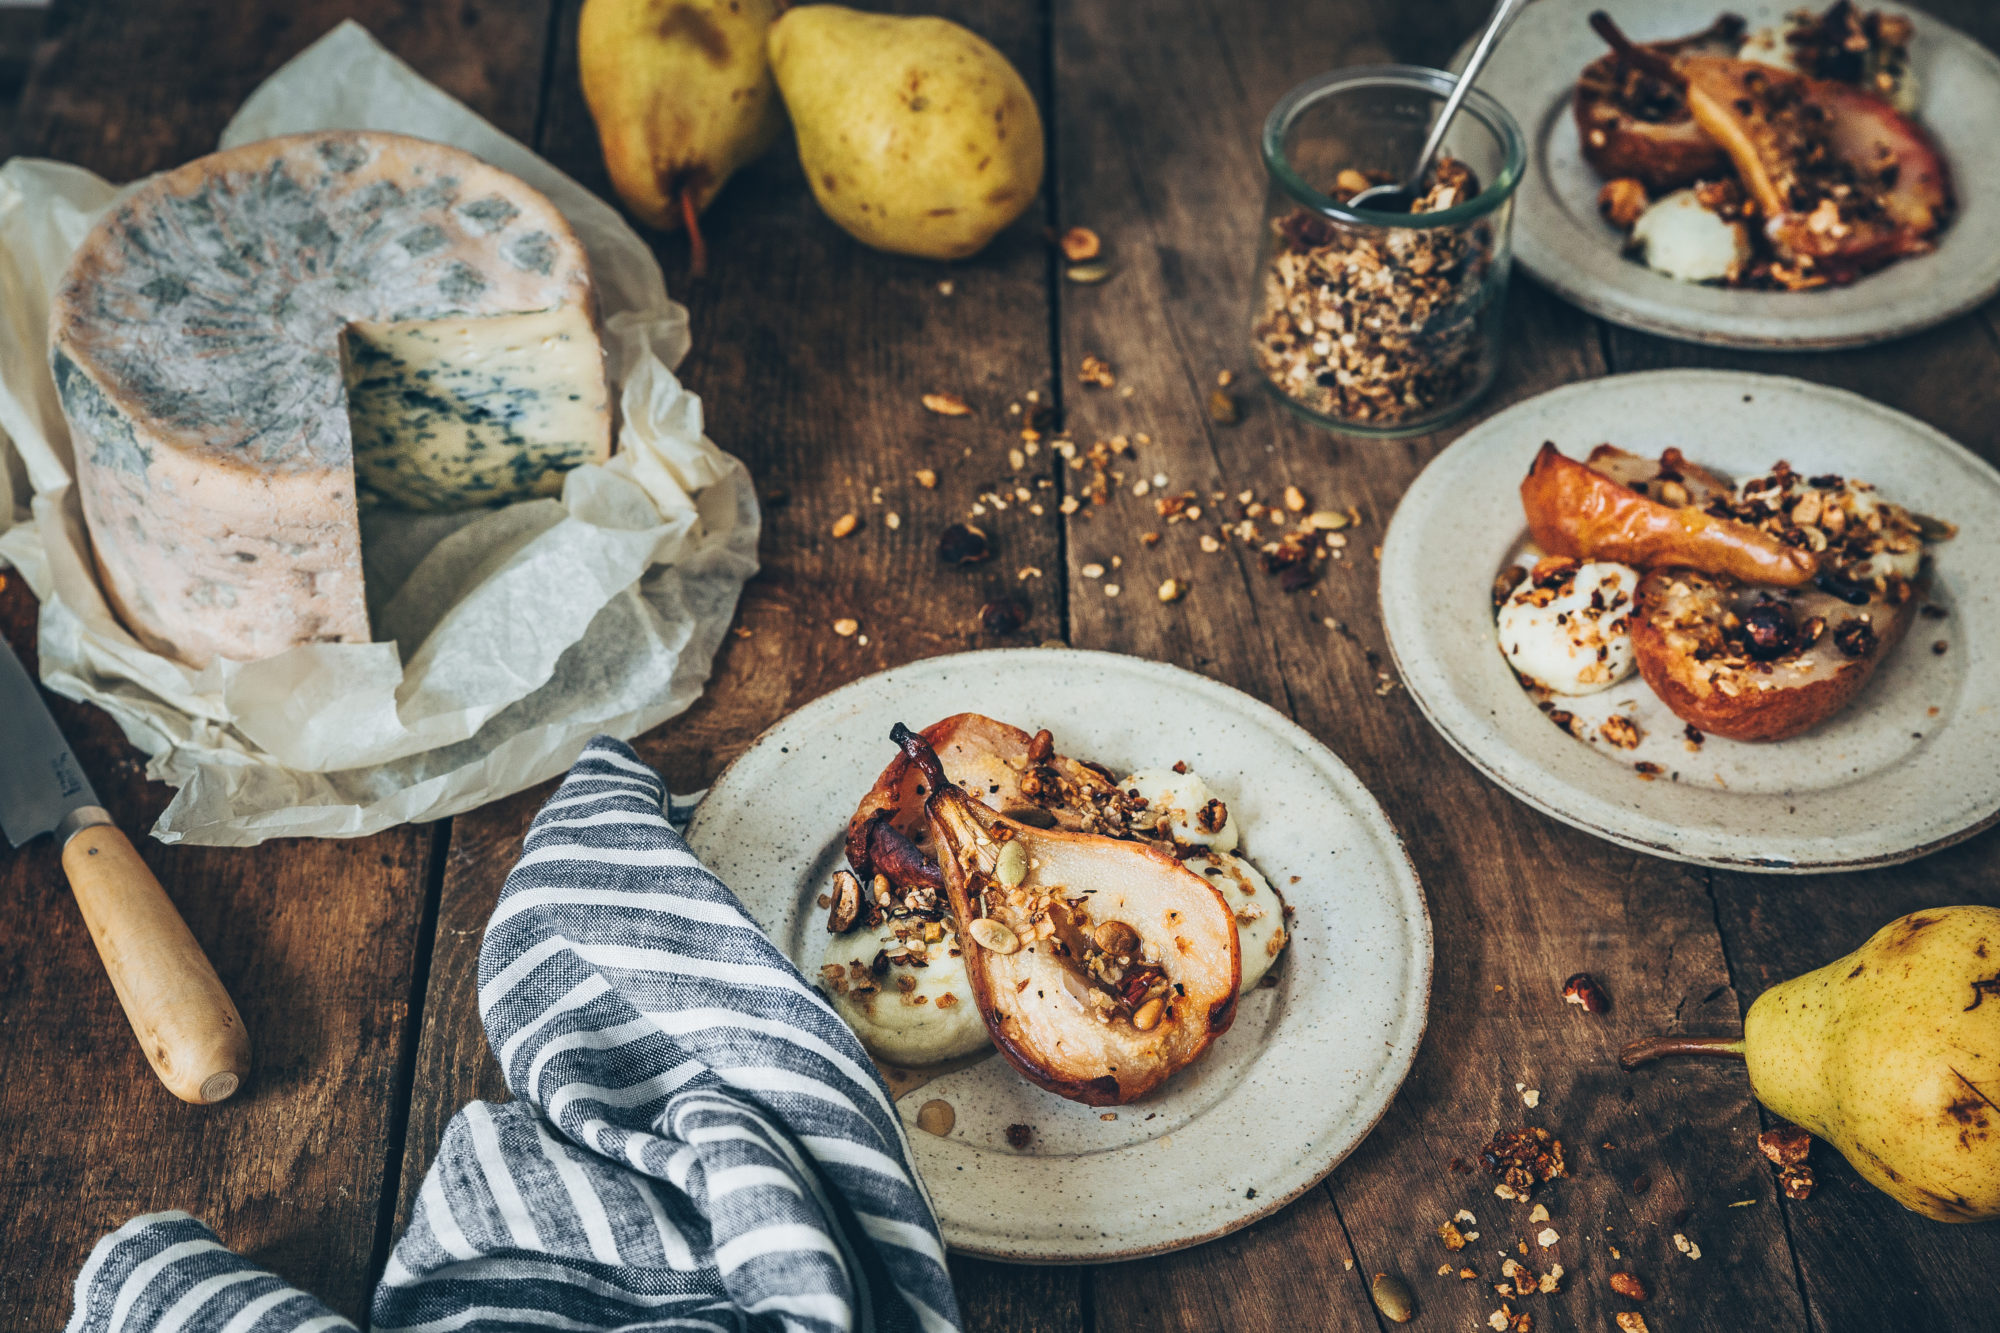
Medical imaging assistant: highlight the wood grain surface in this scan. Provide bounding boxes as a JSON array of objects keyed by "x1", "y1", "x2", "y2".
[{"x1": 1, "y1": 0, "x2": 1996, "y2": 1329}]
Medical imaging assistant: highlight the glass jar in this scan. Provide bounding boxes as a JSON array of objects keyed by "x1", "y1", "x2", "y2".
[{"x1": 1249, "y1": 66, "x2": 1525, "y2": 438}]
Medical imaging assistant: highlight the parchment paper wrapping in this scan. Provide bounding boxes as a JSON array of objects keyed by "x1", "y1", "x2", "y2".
[{"x1": 0, "y1": 22, "x2": 760, "y2": 845}]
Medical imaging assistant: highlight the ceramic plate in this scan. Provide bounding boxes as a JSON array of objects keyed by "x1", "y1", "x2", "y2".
[
  {"x1": 1380, "y1": 369, "x2": 2000, "y2": 871},
  {"x1": 684, "y1": 649, "x2": 1430, "y2": 1262},
  {"x1": 1471, "y1": 0, "x2": 2000, "y2": 349}
]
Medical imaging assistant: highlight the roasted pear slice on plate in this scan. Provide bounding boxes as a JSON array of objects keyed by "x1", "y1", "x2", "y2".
[
  {"x1": 892, "y1": 724, "x2": 1240, "y2": 1106},
  {"x1": 1521, "y1": 443, "x2": 1818, "y2": 586},
  {"x1": 846, "y1": 712, "x2": 1140, "y2": 882},
  {"x1": 1573, "y1": 12, "x2": 1744, "y2": 192},
  {"x1": 1631, "y1": 566, "x2": 1916, "y2": 742}
]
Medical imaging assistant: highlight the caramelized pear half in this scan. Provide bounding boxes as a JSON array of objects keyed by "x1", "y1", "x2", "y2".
[
  {"x1": 894, "y1": 724, "x2": 1240, "y2": 1106},
  {"x1": 847, "y1": 712, "x2": 1139, "y2": 882},
  {"x1": 1573, "y1": 13, "x2": 1744, "y2": 192},
  {"x1": 1676, "y1": 54, "x2": 1950, "y2": 271},
  {"x1": 1522, "y1": 443, "x2": 1817, "y2": 587}
]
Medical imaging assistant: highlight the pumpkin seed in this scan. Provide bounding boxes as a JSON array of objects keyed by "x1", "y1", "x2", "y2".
[
  {"x1": 1065, "y1": 261, "x2": 1112, "y2": 285},
  {"x1": 968, "y1": 917, "x2": 1021, "y2": 954},
  {"x1": 1370, "y1": 1271, "x2": 1415, "y2": 1323},
  {"x1": 994, "y1": 838, "x2": 1028, "y2": 887},
  {"x1": 916, "y1": 1099, "x2": 955, "y2": 1136}
]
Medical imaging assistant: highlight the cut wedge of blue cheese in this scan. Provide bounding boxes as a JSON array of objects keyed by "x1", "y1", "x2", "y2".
[
  {"x1": 51, "y1": 130, "x2": 611, "y2": 667},
  {"x1": 344, "y1": 308, "x2": 609, "y2": 510}
]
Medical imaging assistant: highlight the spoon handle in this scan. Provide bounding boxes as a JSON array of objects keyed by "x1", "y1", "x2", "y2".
[{"x1": 1403, "y1": 0, "x2": 1535, "y2": 196}]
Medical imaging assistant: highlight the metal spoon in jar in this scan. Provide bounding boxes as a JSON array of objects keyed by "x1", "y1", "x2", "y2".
[{"x1": 1346, "y1": 0, "x2": 1534, "y2": 212}]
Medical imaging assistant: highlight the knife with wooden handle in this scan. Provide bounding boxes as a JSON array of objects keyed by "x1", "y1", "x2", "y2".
[{"x1": 0, "y1": 636, "x2": 249, "y2": 1103}]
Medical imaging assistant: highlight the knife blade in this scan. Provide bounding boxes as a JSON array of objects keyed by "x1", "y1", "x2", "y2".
[
  {"x1": 0, "y1": 634, "x2": 100, "y2": 847},
  {"x1": 0, "y1": 634, "x2": 250, "y2": 1103}
]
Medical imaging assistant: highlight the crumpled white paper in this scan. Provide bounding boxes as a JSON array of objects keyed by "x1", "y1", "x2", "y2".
[{"x1": 0, "y1": 21, "x2": 760, "y2": 846}]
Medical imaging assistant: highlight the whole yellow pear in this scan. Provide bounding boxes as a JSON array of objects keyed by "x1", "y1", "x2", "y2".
[
  {"x1": 1743, "y1": 906, "x2": 2000, "y2": 1222},
  {"x1": 579, "y1": 0, "x2": 787, "y2": 263},
  {"x1": 767, "y1": 5, "x2": 1044, "y2": 259}
]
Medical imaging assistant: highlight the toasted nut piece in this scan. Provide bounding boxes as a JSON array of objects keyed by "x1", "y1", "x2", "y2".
[
  {"x1": 923, "y1": 392, "x2": 972, "y2": 416},
  {"x1": 915, "y1": 468, "x2": 938, "y2": 489},
  {"x1": 1335, "y1": 167, "x2": 1374, "y2": 198},
  {"x1": 1131, "y1": 997, "x2": 1165, "y2": 1030},
  {"x1": 832, "y1": 618, "x2": 860, "y2": 638},
  {"x1": 1158, "y1": 578, "x2": 1186, "y2": 603},
  {"x1": 827, "y1": 870, "x2": 861, "y2": 933},
  {"x1": 1758, "y1": 1125, "x2": 1812, "y2": 1167},
  {"x1": 968, "y1": 918, "x2": 1021, "y2": 954},
  {"x1": 831, "y1": 512, "x2": 859, "y2": 538},
  {"x1": 1059, "y1": 226, "x2": 1101, "y2": 261},
  {"x1": 1093, "y1": 920, "x2": 1141, "y2": 955},
  {"x1": 1370, "y1": 1271, "x2": 1416, "y2": 1323},
  {"x1": 916, "y1": 1099, "x2": 955, "y2": 1136},
  {"x1": 1283, "y1": 485, "x2": 1307, "y2": 512},
  {"x1": 1207, "y1": 388, "x2": 1239, "y2": 423},
  {"x1": 1562, "y1": 972, "x2": 1610, "y2": 1013},
  {"x1": 1609, "y1": 1272, "x2": 1649, "y2": 1301},
  {"x1": 1616, "y1": 1315, "x2": 1651, "y2": 1333},
  {"x1": 994, "y1": 838, "x2": 1028, "y2": 887},
  {"x1": 1779, "y1": 1164, "x2": 1815, "y2": 1199},
  {"x1": 1598, "y1": 177, "x2": 1648, "y2": 229}
]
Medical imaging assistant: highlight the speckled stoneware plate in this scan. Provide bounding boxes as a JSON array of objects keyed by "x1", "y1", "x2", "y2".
[
  {"x1": 1380, "y1": 369, "x2": 2000, "y2": 871},
  {"x1": 683, "y1": 649, "x2": 1430, "y2": 1262},
  {"x1": 1465, "y1": 0, "x2": 2000, "y2": 349}
]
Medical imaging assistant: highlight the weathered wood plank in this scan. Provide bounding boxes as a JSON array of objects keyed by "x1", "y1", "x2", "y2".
[
  {"x1": 389, "y1": 16, "x2": 1071, "y2": 1333},
  {"x1": 1052, "y1": 0, "x2": 1810, "y2": 1329},
  {"x1": 0, "y1": 2, "x2": 554, "y2": 1324}
]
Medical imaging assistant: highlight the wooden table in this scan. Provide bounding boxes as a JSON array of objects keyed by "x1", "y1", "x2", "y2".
[{"x1": 2, "y1": 0, "x2": 1995, "y2": 1328}]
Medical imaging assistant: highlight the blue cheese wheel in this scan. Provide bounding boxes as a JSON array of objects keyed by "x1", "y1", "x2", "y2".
[{"x1": 52, "y1": 131, "x2": 611, "y2": 667}]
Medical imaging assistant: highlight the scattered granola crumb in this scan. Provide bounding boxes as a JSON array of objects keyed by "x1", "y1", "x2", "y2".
[
  {"x1": 1455, "y1": 1209, "x2": 1477, "y2": 1225},
  {"x1": 831, "y1": 512, "x2": 859, "y2": 539},
  {"x1": 1758, "y1": 1126, "x2": 1812, "y2": 1167},
  {"x1": 1672, "y1": 1233, "x2": 1700, "y2": 1260},
  {"x1": 1081, "y1": 562, "x2": 1105, "y2": 579},
  {"x1": 1004, "y1": 1123, "x2": 1033, "y2": 1150},
  {"x1": 1521, "y1": 1088, "x2": 1540, "y2": 1109},
  {"x1": 1158, "y1": 578, "x2": 1186, "y2": 603},
  {"x1": 1283, "y1": 485, "x2": 1307, "y2": 512},
  {"x1": 1344, "y1": 1259, "x2": 1355, "y2": 1272},
  {"x1": 1536, "y1": 1227, "x2": 1559, "y2": 1248},
  {"x1": 1079, "y1": 355, "x2": 1116, "y2": 388},
  {"x1": 1616, "y1": 1315, "x2": 1651, "y2": 1333},
  {"x1": 1059, "y1": 227, "x2": 1101, "y2": 261},
  {"x1": 1529, "y1": 1204, "x2": 1549, "y2": 1224},
  {"x1": 1779, "y1": 1165, "x2": 1816, "y2": 1200},
  {"x1": 923, "y1": 392, "x2": 971, "y2": 416},
  {"x1": 833, "y1": 618, "x2": 859, "y2": 638},
  {"x1": 1438, "y1": 1220, "x2": 1468, "y2": 1251},
  {"x1": 1600, "y1": 714, "x2": 1642, "y2": 750},
  {"x1": 1104, "y1": 584, "x2": 1121, "y2": 597},
  {"x1": 884, "y1": 512, "x2": 902, "y2": 530},
  {"x1": 1609, "y1": 1272, "x2": 1648, "y2": 1301}
]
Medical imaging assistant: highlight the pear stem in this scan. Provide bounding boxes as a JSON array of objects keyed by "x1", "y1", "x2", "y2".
[
  {"x1": 1619, "y1": 1034, "x2": 1747, "y2": 1071},
  {"x1": 679, "y1": 186, "x2": 708, "y2": 279}
]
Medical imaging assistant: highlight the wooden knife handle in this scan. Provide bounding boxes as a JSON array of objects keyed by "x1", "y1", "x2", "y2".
[{"x1": 61, "y1": 819, "x2": 250, "y2": 1104}]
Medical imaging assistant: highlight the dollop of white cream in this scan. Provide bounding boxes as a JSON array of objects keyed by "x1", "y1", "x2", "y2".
[
  {"x1": 1631, "y1": 189, "x2": 1750, "y2": 284},
  {"x1": 1188, "y1": 851, "x2": 1288, "y2": 990},
  {"x1": 1497, "y1": 562, "x2": 1641, "y2": 696},
  {"x1": 821, "y1": 918, "x2": 988, "y2": 1066},
  {"x1": 1119, "y1": 767, "x2": 1240, "y2": 852}
]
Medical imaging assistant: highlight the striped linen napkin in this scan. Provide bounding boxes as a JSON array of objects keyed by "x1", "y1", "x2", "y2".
[{"x1": 67, "y1": 737, "x2": 964, "y2": 1333}]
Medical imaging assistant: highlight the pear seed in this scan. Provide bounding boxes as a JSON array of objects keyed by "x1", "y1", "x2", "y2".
[
  {"x1": 1369, "y1": 1272, "x2": 1415, "y2": 1323},
  {"x1": 1132, "y1": 997, "x2": 1165, "y2": 1031},
  {"x1": 916, "y1": 1099, "x2": 955, "y2": 1136},
  {"x1": 968, "y1": 918, "x2": 1021, "y2": 954},
  {"x1": 994, "y1": 839, "x2": 1028, "y2": 886}
]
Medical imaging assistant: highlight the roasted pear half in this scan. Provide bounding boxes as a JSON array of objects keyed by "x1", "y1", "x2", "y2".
[
  {"x1": 1573, "y1": 13, "x2": 1744, "y2": 192},
  {"x1": 847, "y1": 712, "x2": 1140, "y2": 883},
  {"x1": 892, "y1": 724, "x2": 1240, "y2": 1106},
  {"x1": 1522, "y1": 443, "x2": 1818, "y2": 587}
]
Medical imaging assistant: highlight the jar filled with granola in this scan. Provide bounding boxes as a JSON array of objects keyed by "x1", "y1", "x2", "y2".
[{"x1": 1251, "y1": 66, "x2": 1525, "y2": 437}]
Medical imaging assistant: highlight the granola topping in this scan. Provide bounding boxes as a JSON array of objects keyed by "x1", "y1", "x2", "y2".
[{"x1": 1252, "y1": 158, "x2": 1496, "y2": 427}]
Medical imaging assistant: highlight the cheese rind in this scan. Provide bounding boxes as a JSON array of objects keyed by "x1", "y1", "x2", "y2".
[{"x1": 52, "y1": 131, "x2": 612, "y2": 667}]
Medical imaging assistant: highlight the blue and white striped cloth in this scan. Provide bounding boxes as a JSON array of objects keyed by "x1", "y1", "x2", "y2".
[{"x1": 68, "y1": 737, "x2": 963, "y2": 1333}]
